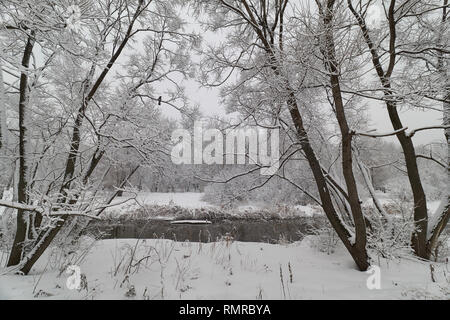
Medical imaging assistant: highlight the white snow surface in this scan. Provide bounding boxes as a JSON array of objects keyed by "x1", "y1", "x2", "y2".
[
  {"x1": 1, "y1": 237, "x2": 448, "y2": 300},
  {"x1": 1, "y1": 192, "x2": 448, "y2": 300}
]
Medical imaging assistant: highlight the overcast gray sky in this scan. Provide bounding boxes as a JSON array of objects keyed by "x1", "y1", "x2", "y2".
[
  {"x1": 176, "y1": 78, "x2": 444, "y2": 146},
  {"x1": 2, "y1": 3, "x2": 444, "y2": 147}
]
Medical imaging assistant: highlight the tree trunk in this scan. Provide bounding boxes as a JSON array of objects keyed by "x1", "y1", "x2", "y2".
[
  {"x1": 7, "y1": 34, "x2": 35, "y2": 267},
  {"x1": 386, "y1": 102, "x2": 428, "y2": 257},
  {"x1": 235, "y1": 0, "x2": 370, "y2": 270},
  {"x1": 0, "y1": 54, "x2": 6, "y2": 152},
  {"x1": 347, "y1": 0, "x2": 428, "y2": 258},
  {"x1": 286, "y1": 91, "x2": 369, "y2": 271},
  {"x1": 321, "y1": 0, "x2": 368, "y2": 261},
  {"x1": 15, "y1": 5, "x2": 146, "y2": 273},
  {"x1": 426, "y1": 2, "x2": 450, "y2": 257}
]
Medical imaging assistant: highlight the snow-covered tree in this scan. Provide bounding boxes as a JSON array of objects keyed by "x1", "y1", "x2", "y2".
[{"x1": 0, "y1": 0, "x2": 197, "y2": 274}]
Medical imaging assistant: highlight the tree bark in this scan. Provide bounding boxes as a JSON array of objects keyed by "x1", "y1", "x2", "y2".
[{"x1": 7, "y1": 34, "x2": 35, "y2": 267}]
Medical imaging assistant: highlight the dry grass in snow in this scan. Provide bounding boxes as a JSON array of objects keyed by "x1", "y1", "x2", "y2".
[{"x1": 1, "y1": 236, "x2": 448, "y2": 300}]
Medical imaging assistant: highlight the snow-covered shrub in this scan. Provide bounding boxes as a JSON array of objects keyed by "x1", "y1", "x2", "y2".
[
  {"x1": 47, "y1": 234, "x2": 98, "y2": 276},
  {"x1": 364, "y1": 205, "x2": 415, "y2": 259},
  {"x1": 431, "y1": 233, "x2": 450, "y2": 263},
  {"x1": 308, "y1": 227, "x2": 340, "y2": 255},
  {"x1": 0, "y1": 208, "x2": 15, "y2": 265},
  {"x1": 45, "y1": 218, "x2": 105, "y2": 275},
  {"x1": 298, "y1": 218, "x2": 339, "y2": 255}
]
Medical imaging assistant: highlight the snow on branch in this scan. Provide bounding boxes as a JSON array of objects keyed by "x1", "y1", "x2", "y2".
[
  {"x1": 352, "y1": 125, "x2": 450, "y2": 139},
  {"x1": 353, "y1": 148, "x2": 391, "y2": 221},
  {"x1": 351, "y1": 127, "x2": 408, "y2": 138},
  {"x1": 0, "y1": 200, "x2": 41, "y2": 213},
  {"x1": 48, "y1": 212, "x2": 102, "y2": 220},
  {"x1": 405, "y1": 125, "x2": 450, "y2": 138},
  {"x1": 0, "y1": 200, "x2": 101, "y2": 220}
]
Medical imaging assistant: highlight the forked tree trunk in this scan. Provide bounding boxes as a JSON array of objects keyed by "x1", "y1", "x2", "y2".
[
  {"x1": 236, "y1": 0, "x2": 370, "y2": 270},
  {"x1": 286, "y1": 91, "x2": 370, "y2": 271},
  {"x1": 321, "y1": 0, "x2": 368, "y2": 264},
  {"x1": 348, "y1": 0, "x2": 429, "y2": 258}
]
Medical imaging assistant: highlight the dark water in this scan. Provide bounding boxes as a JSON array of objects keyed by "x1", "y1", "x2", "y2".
[{"x1": 88, "y1": 217, "x2": 323, "y2": 243}]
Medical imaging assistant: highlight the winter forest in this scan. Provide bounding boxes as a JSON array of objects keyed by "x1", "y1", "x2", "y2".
[{"x1": 0, "y1": 0, "x2": 449, "y2": 300}]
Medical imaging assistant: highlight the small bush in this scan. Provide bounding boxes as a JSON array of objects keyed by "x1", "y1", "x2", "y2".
[{"x1": 298, "y1": 218, "x2": 339, "y2": 254}]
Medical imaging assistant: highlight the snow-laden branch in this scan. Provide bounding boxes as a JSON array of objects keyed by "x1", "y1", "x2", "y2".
[
  {"x1": 0, "y1": 200, "x2": 101, "y2": 220},
  {"x1": 48, "y1": 212, "x2": 102, "y2": 220},
  {"x1": 351, "y1": 125, "x2": 450, "y2": 139},
  {"x1": 406, "y1": 125, "x2": 450, "y2": 138},
  {"x1": 351, "y1": 127, "x2": 408, "y2": 138},
  {"x1": 0, "y1": 200, "x2": 38, "y2": 212}
]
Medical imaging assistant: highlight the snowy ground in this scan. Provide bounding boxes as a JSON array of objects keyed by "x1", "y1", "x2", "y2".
[
  {"x1": 1, "y1": 237, "x2": 448, "y2": 300},
  {"x1": 1, "y1": 192, "x2": 448, "y2": 300}
]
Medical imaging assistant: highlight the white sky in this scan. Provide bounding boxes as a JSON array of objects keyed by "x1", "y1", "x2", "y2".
[
  {"x1": 1, "y1": 2, "x2": 445, "y2": 147},
  {"x1": 177, "y1": 79, "x2": 444, "y2": 146}
]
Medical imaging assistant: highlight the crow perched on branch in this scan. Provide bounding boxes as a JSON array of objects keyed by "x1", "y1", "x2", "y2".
[{"x1": 158, "y1": 96, "x2": 162, "y2": 105}]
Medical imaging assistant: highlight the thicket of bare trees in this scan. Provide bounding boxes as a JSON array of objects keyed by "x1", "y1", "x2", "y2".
[{"x1": 0, "y1": 0, "x2": 196, "y2": 274}]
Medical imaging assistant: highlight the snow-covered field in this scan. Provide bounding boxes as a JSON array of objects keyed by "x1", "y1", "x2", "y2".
[{"x1": 1, "y1": 237, "x2": 448, "y2": 300}]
